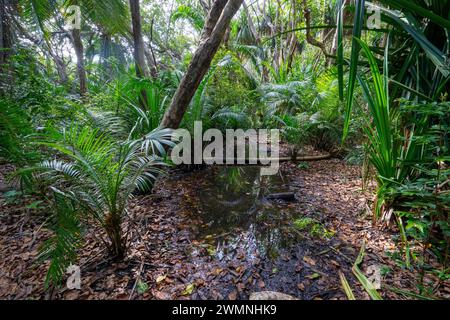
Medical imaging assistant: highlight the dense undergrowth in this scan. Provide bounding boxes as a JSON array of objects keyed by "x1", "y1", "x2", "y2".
[{"x1": 0, "y1": 0, "x2": 448, "y2": 298}]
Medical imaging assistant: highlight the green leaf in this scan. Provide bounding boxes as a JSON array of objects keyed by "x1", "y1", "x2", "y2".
[
  {"x1": 26, "y1": 200, "x2": 44, "y2": 210},
  {"x1": 378, "y1": 0, "x2": 450, "y2": 29},
  {"x1": 352, "y1": 242, "x2": 383, "y2": 300},
  {"x1": 181, "y1": 283, "x2": 195, "y2": 296},
  {"x1": 306, "y1": 273, "x2": 321, "y2": 280},
  {"x1": 137, "y1": 281, "x2": 149, "y2": 295},
  {"x1": 372, "y1": 3, "x2": 450, "y2": 77},
  {"x1": 343, "y1": 0, "x2": 366, "y2": 141},
  {"x1": 339, "y1": 271, "x2": 356, "y2": 300},
  {"x1": 336, "y1": 0, "x2": 345, "y2": 102},
  {"x1": 405, "y1": 221, "x2": 426, "y2": 233}
]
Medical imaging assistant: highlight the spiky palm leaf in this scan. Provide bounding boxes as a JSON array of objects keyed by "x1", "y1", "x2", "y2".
[
  {"x1": 21, "y1": 125, "x2": 171, "y2": 286},
  {"x1": 171, "y1": 4, "x2": 205, "y2": 32}
]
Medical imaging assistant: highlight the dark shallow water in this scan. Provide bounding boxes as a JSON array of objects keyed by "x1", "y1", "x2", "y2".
[{"x1": 195, "y1": 166, "x2": 302, "y2": 261}]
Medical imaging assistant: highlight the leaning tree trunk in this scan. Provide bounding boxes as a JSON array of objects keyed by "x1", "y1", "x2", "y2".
[
  {"x1": 161, "y1": 0, "x2": 244, "y2": 129},
  {"x1": 72, "y1": 29, "x2": 88, "y2": 96}
]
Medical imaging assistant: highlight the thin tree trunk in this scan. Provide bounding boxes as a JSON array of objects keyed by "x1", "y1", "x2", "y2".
[
  {"x1": 101, "y1": 33, "x2": 112, "y2": 79},
  {"x1": 129, "y1": 0, "x2": 152, "y2": 78},
  {"x1": 148, "y1": 18, "x2": 159, "y2": 76},
  {"x1": 0, "y1": 0, "x2": 13, "y2": 66},
  {"x1": 161, "y1": 0, "x2": 244, "y2": 129},
  {"x1": 129, "y1": 0, "x2": 153, "y2": 112},
  {"x1": 272, "y1": 0, "x2": 281, "y2": 74},
  {"x1": 302, "y1": 0, "x2": 330, "y2": 62},
  {"x1": 72, "y1": 29, "x2": 88, "y2": 96},
  {"x1": 286, "y1": 0, "x2": 298, "y2": 73},
  {"x1": 223, "y1": 25, "x2": 231, "y2": 47},
  {"x1": 11, "y1": 12, "x2": 68, "y2": 84},
  {"x1": 243, "y1": 1, "x2": 260, "y2": 43}
]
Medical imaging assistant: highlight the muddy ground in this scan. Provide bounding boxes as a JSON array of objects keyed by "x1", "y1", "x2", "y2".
[{"x1": 0, "y1": 159, "x2": 448, "y2": 300}]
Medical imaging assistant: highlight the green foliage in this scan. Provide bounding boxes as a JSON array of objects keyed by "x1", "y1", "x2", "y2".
[
  {"x1": 3, "y1": 0, "x2": 449, "y2": 297},
  {"x1": 386, "y1": 101, "x2": 449, "y2": 263},
  {"x1": 357, "y1": 40, "x2": 448, "y2": 236},
  {"x1": 39, "y1": 192, "x2": 82, "y2": 289},
  {"x1": 20, "y1": 125, "x2": 172, "y2": 286},
  {"x1": 342, "y1": 0, "x2": 365, "y2": 140},
  {"x1": 182, "y1": 53, "x2": 257, "y2": 132},
  {"x1": 0, "y1": 49, "x2": 67, "y2": 164},
  {"x1": 63, "y1": 0, "x2": 130, "y2": 35},
  {"x1": 0, "y1": 100, "x2": 37, "y2": 164},
  {"x1": 265, "y1": 69, "x2": 349, "y2": 152},
  {"x1": 293, "y1": 217, "x2": 334, "y2": 239},
  {"x1": 171, "y1": 4, "x2": 205, "y2": 32},
  {"x1": 356, "y1": 38, "x2": 398, "y2": 216},
  {"x1": 341, "y1": 0, "x2": 450, "y2": 139}
]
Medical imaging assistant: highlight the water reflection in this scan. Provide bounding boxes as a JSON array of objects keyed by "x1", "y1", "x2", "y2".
[{"x1": 196, "y1": 166, "x2": 301, "y2": 260}]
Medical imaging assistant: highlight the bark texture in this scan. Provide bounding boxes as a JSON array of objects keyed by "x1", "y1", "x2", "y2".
[
  {"x1": 0, "y1": 0, "x2": 13, "y2": 66},
  {"x1": 200, "y1": 0, "x2": 228, "y2": 42},
  {"x1": 161, "y1": 0, "x2": 244, "y2": 129},
  {"x1": 129, "y1": 0, "x2": 153, "y2": 78},
  {"x1": 303, "y1": 4, "x2": 329, "y2": 60},
  {"x1": 72, "y1": 29, "x2": 88, "y2": 96}
]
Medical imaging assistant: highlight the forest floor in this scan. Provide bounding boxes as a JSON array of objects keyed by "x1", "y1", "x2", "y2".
[{"x1": 0, "y1": 155, "x2": 448, "y2": 300}]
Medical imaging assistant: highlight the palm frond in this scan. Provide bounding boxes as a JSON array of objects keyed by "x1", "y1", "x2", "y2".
[
  {"x1": 39, "y1": 191, "x2": 82, "y2": 288},
  {"x1": 171, "y1": 4, "x2": 205, "y2": 31}
]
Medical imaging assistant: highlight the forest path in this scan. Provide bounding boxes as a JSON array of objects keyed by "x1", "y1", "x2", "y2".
[{"x1": 0, "y1": 160, "x2": 435, "y2": 299}]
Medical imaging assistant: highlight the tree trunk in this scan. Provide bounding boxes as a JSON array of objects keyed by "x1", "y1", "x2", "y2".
[
  {"x1": 101, "y1": 33, "x2": 112, "y2": 79},
  {"x1": 105, "y1": 213, "x2": 126, "y2": 260},
  {"x1": 161, "y1": 0, "x2": 244, "y2": 129},
  {"x1": 243, "y1": 1, "x2": 260, "y2": 43},
  {"x1": 51, "y1": 51, "x2": 69, "y2": 85},
  {"x1": 147, "y1": 18, "x2": 159, "y2": 77},
  {"x1": 302, "y1": 0, "x2": 330, "y2": 62},
  {"x1": 72, "y1": 29, "x2": 88, "y2": 96},
  {"x1": 0, "y1": 0, "x2": 13, "y2": 66},
  {"x1": 200, "y1": 0, "x2": 228, "y2": 43},
  {"x1": 130, "y1": 0, "x2": 154, "y2": 112},
  {"x1": 286, "y1": 0, "x2": 298, "y2": 74},
  {"x1": 129, "y1": 0, "x2": 152, "y2": 78},
  {"x1": 12, "y1": 13, "x2": 68, "y2": 84}
]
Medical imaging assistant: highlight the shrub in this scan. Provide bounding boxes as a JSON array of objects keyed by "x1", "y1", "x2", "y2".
[{"x1": 20, "y1": 125, "x2": 173, "y2": 286}]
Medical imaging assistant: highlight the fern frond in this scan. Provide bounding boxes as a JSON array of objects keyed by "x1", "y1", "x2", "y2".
[{"x1": 39, "y1": 191, "x2": 82, "y2": 288}]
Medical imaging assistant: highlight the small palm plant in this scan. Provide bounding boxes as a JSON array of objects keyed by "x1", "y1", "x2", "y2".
[{"x1": 21, "y1": 125, "x2": 173, "y2": 286}]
